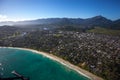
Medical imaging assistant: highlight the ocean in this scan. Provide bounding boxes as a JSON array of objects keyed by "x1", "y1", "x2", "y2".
[{"x1": 0, "y1": 48, "x2": 90, "y2": 80}]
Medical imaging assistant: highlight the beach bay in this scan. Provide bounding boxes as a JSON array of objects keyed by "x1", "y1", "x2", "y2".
[{"x1": 0, "y1": 47, "x2": 90, "y2": 80}]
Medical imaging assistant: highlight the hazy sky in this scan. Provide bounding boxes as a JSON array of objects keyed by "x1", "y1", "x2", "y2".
[{"x1": 0, "y1": 0, "x2": 120, "y2": 21}]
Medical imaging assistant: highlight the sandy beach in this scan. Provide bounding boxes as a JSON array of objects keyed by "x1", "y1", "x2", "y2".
[{"x1": 0, "y1": 47, "x2": 103, "y2": 80}]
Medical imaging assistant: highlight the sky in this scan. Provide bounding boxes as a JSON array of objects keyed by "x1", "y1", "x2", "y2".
[{"x1": 0, "y1": 0, "x2": 120, "y2": 22}]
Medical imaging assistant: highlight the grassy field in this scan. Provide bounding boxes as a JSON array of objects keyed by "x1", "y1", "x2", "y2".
[{"x1": 87, "y1": 27, "x2": 120, "y2": 36}]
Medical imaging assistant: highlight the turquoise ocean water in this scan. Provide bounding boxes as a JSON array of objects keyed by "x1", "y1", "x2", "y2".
[{"x1": 0, "y1": 48, "x2": 90, "y2": 80}]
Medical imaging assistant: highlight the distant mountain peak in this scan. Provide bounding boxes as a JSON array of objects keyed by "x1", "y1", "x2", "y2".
[
  {"x1": 95, "y1": 15, "x2": 104, "y2": 17},
  {"x1": 92, "y1": 15, "x2": 106, "y2": 19}
]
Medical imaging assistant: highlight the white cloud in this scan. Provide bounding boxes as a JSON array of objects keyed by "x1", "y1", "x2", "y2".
[
  {"x1": 0, "y1": 14, "x2": 7, "y2": 19},
  {"x1": 0, "y1": 14, "x2": 35, "y2": 22},
  {"x1": 0, "y1": 14, "x2": 8, "y2": 22},
  {"x1": 0, "y1": 14, "x2": 22, "y2": 22}
]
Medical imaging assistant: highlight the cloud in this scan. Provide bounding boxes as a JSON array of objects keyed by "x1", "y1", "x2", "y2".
[
  {"x1": 0, "y1": 14, "x2": 8, "y2": 22},
  {"x1": 0, "y1": 14, "x2": 33, "y2": 22},
  {"x1": 0, "y1": 14, "x2": 7, "y2": 19}
]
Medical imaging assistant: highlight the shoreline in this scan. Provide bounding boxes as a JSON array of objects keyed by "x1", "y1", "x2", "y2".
[{"x1": 0, "y1": 47, "x2": 103, "y2": 80}]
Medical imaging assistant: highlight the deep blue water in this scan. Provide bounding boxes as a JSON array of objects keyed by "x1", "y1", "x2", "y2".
[{"x1": 0, "y1": 48, "x2": 90, "y2": 80}]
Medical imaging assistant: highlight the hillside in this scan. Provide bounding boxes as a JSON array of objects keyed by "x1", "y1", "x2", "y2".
[
  {"x1": 87, "y1": 27, "x2": 120, "y2": 36},
  {"x1": 0, "y1": 16, "x2": 120, "y2": 30}
]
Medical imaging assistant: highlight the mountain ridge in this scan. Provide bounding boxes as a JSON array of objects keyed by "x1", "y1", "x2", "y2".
[{"x1": 0, "y1": 15, "x2": 120, "y2": 29}]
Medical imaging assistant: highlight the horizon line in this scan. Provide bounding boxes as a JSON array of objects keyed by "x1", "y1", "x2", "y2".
[{"x1": 0, "y1": 15, "x2": 119, "y2": 22}]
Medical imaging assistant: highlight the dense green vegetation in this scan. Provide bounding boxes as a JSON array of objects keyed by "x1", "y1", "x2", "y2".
[{"x1": 87, "y1": 27, "x2": 120, "y2": 36}]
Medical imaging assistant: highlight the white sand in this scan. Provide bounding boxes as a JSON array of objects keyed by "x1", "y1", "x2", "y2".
[{"x1": 0, "y1": 47, "x2": 103, "y2": 80}]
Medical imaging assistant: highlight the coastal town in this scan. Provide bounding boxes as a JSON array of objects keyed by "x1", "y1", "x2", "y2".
[
  {"x1": 0, "y1": 29, "x2": 119, "y2": 80},
  {"x1": 0, "y1": 0, "x2": 120, "y2": 80}
]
